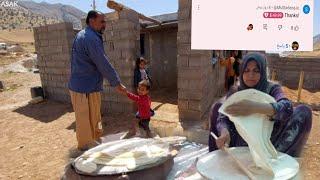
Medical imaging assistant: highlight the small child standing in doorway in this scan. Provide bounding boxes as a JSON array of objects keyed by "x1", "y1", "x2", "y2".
[
  {"x1": 121, "y1": 80, "x2": 155, "y2": 139},
  {"x1": 134, "y1": 57, "x2": 152, "y2": 89}
]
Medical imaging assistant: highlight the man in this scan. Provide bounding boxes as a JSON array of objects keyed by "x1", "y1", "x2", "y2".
[{"x1": 68, "y1": 10, "x2": 126, "y2": 150}]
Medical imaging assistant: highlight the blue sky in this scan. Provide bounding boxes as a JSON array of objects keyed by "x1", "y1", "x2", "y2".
[{"x1": 32, "y1": 0, "x2": 319, "y2": 36}]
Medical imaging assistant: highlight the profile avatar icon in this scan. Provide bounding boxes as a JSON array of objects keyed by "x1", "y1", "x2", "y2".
[
  {"x1": 247, "y1": 24, "x2": 253, "y2": 31},
  {"x1": 292, "y1": 41, "x2": 299, "y2": 51}
]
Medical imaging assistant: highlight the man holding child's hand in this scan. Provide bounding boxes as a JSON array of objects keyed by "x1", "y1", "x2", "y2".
[{"x1": 68, "y1": 10, "x2": 126, "y2": 151}]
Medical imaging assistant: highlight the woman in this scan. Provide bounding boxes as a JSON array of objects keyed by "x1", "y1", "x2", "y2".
[{"x1": 209, "y1": 53, "x2": 312, "y2": 157}]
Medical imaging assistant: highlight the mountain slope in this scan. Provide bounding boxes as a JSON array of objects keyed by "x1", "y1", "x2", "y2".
[
  {"x1": 18, "y1": 1, "x2": 86, "y2": 28},
  {"x1": 0, "y1": 0, "x2": 85, "y2": 31},
  {"x1": 18, "y1": 1, "x2": 86, "y2": 29},
  {"x1": 0, "y1": 4, "x2": 58, "y2": 31}
]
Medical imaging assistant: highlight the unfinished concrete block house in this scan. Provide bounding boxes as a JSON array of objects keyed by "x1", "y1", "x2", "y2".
[{"x1": 33, "y1": 0, "x2": 246, "y2": 141}]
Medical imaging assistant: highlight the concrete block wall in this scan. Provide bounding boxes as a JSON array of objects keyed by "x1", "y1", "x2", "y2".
[
  {"x1": 177, "y1": 0, "x2": 224, "y2": 121},
  {"x1": 33, "y1": 22, "x2": 75, "y2": 103},
  {"x1": 267, "y1": 55, "x2": 320, "y2": 90},
  {"x1": 34, "y1": 12, "x2": 141, "y2": 115},
  {"x1": 102, "y1": 10, "x2": 140, "y2": 114}
]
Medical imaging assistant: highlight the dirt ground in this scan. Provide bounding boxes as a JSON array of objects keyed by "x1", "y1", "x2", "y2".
[
  {"x1": 0, "y1": 66, "x2": 319, "y2": 179},
  {"x1": 0, "y1": 30, "x2": 34, "y2": 43}
]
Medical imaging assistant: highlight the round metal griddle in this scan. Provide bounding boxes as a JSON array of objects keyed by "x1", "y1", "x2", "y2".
[{"x1": 196, "y1": 147, "x2": 299, "y2": 180}]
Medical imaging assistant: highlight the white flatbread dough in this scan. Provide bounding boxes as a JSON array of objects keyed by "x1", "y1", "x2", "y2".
[
  {"x1": 84, "y1": 144, "x2": 168, "y2": 169},
  {"x1": 74, "y1": 138, "x2": 171, "y2": 174},
  {"x1": 155, "y1": 136, "x2": 187, "y2": 145},
  {"x1": 74, "y1": 159, "x2": 97, "y2": 173},
  {"x1": 218, "y1": 89, "x2": 279, "y2": 175},
  {"x1": 196, "y1": 147, "x2": 300, "y2": 180}
]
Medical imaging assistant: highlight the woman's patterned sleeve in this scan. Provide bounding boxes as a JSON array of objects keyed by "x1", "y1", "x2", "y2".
[{"x1": 270, "y1": 85, "x2": 293, "y2": 122}]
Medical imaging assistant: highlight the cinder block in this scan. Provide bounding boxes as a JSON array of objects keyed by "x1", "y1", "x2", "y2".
[
  {"x1": 177, "y1": 78, "x2": 188, "y2": 89},
  {"x1": 54, "y1": 22, "x2": 73, "y2": 31},
  {"x1": 114, "y1": 40, "x2": 137, "y2": 50},
  {"x1": 47, "y1": 31, "x2": 59, "y2": 40},
  {"x1": 188, "y1": 55, "x2": 208, "y2": 67},
  {"x1": 105, "y1": 11, "x2": 120, "y2": 21},
  {"x1": 106, "y1": 94, "x2": 118, "y2": 102},
  {"x1": 40, "y1": 40, "x2": 48, "y2": 47},
  {"x1": 116, "y1": 94, "x2": 129, "y2": 103},
  {"x1": 62, "y1": 45, "x2": 71, "y2": 53},
  {"x1": 53, "y1": 46, "x2": 63, "y2": 54},
  {"x1": 179, "y1": 0, "x2": 191, "y2": 9},
  {"x1": 192, "y1": 78, "x2": 206, "y2": 89},
  {"x1": 38, "y1": 25, "x2": 48, "y2": 33},
  {"x1": 61, "y1": 53, "x2": 71, "y2": 60},
  {"x1": 48, "y1": 39, "x2": 58, "y2": 46},
  {"x1": 178, "y1": 67, "x2": 203, "y2": 80},
  {"x1": 111, "y1": 103, "x2": 124, "y2": 113},
  {"x1": 119, "y1": 30, "x2": 139, "y2": 40},
  {"x1": 177, "y1": 43, "x2": 191, "y2": 55},
  {"x1": 101, "y1": 101, "x2": 112, "y2": 114},
  {"x1": 119, "y1": 9, "x2": 139, "y2": 22},
  {"x1": 39, "y1": 33, "x2": 48, "y2": 40},
  {"x1": 177, "y1": 31, "x2": 190, "y2": 44},
  {"x1": 178, "y1": 20, "x2": 191, "y2": 32},
  {"x1": 105, "y1": 23, "x2": 113, "y2": 31},
  {"x1": 178, "y1": 100, "x2": 188, "y2": 110},
  {"x1": 123, "y1": 103, "x2": 136, "y2": 113},
  {"x1": 55, "y1": 82, "x2": 64, "y2": 88},
  {"x1": 33, "y1": 27, "x2": 39, "y2": 34},
  {"x1": 177, "y1": 55, "x2": 189, "y2": 67},
  {"x1": 121, "y1": 50, "x2": 136, "y2": 61},
  {"x1": 178, "y1": 8, "x2": 191, "y2": 19},
  {"x1": 178, "y1": 90, "x2": 202, "y2": 100},
  {"x1": 48, "y1": 24, "x2": 58, "y2": 31},
  {"x1": 105, "y1": 50, "x2": 121, "y2": 60},
  {"x1": 112, "y1": 20, "x2": 135, "y2": 31},
  {"x1": 188, "y1": 100, "x2": 201, "y2": 111},
  {"x1": 179, "y1": 109, "x2": 201, "y2": 121},
  {"x1": 103, "y1": 86, "x2": 112, "y2": 93},
  {"x1": 45, "y1": 61, "x2": 54, "y2": 68},
  {"x1": 106, "y1": 31, "x2": 121, "y2": 41}
]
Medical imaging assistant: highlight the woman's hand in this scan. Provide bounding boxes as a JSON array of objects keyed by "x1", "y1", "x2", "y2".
[
  {"x1": 216, "y1": 128, "x2": 230, "y2": 149},
  {"x1": 225, "y1": 100, "x2": 275, "y2": 116}
]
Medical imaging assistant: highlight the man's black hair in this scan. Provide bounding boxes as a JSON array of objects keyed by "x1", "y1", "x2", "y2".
[{"x1": 86, "y1": 10, "x2": 103, "y2": 25}]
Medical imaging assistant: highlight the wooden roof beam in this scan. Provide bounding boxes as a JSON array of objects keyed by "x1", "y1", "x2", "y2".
[{"x1": 107, "y1": 0, "x2": 162, "y2": 25}]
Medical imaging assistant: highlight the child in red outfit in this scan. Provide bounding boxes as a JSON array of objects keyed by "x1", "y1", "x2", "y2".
[{"x1": 121, "y1": 80, "x2": 154, "y2": 139}]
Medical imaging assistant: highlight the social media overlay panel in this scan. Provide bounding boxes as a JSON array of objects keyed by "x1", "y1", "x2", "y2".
[{"x1": 191, "y1": 0, "x2": 314, "y2": 51}]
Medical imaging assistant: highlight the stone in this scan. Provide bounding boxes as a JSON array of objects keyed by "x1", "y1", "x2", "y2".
[{"x1": 0, "y1": 81, "x2": 4, "y2": 90}]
